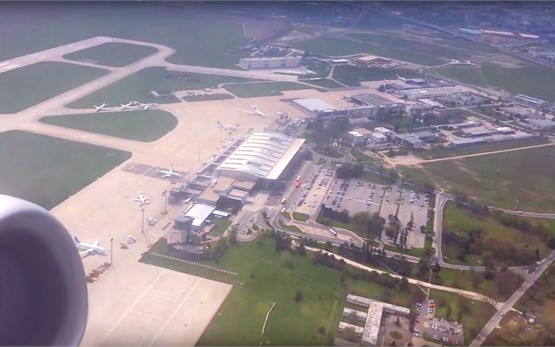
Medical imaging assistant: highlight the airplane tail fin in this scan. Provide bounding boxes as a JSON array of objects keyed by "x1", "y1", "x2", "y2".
[
  {"x1": 94, "y1": 239, "x2": 99, "y2": 246},
  {"x1": 217, "y1": 121, "x2": 221, "y2": 125},
  {"x1": 74, "y1": 236, "x2": 80, "y2": 244}
]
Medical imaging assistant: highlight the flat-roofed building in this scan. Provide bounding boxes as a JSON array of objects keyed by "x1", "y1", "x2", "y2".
[
  {"x1": 370, "y1": 132, "x2": 388, "y2": 143},
  {"x1": 514, "y1": 94, "x2": 547, "y2": 109},
  {"x1": 217, "y1": 132, "x2": 305, "y2": 183},
  {"x1": 338, "y1": 322, "x2": 364, "y2": 336},
  {"x1": 183, "y1": 203, "x2": 216, "y2": 231},
  {"x1": 350, "y1": 93, "x2": 406, "y2": 114},
  {"x1": 197, "y1": 188, "x2": 221, "y2": 206},
  {"x1": 239, "y1": 56, "x2": 302, "y2": 70},
  {"x1": 374, "y1": 127, "x2": 393, "y2": 136},
  {"x1": 291, "y1": 98, "x2": 376, "y2": 120}
]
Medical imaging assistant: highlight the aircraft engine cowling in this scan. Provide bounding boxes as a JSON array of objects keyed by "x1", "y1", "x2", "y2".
[{"x1": 0, "y1": 194, "x2": 88, "y2": 346}]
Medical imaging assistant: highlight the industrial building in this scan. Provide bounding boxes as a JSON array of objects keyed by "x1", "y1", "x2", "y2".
[
  {"x1": 291, "y1": 98, "x2": 375, "y2": 120},
  {"x1": 197, "y1": 176, "x2": 256, "y2": 206},
  {"x1": 514, "y1": 94, "x2": 548, "y2": 109},
  {"x1": 238, "y1": 56, "x2": 302, "y2": 70},
  {"x1": 397, "y1": 85, "x2": 470, "y2": 100},
  {"x1": 348, "y1": 127, "x2": 372, "y2": 147},
  {"x1": 340, "y1": 294, "x2": 410, "y2": 346},
  {"x1": 521, "y1": 118, "x2": 555, "y2": 130},
  {"x1": 395, "y1": 134, "x2": 424, "y2": 149},
  {"x1": 349, "y1": 93, "x2": 406, "y2": 115},
  {"x1": 217, "y1": 132, "x2": 305, "y2": 185}
]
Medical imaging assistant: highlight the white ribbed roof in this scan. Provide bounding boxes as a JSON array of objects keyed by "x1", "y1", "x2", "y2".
[{"x1": 217, "y1": 132, "x2": 305, "y2": 180}]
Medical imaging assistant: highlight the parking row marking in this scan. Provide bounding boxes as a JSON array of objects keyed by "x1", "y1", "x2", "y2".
[{"x1": 150, "y1": 252, "x2": 237, "y2": 276}]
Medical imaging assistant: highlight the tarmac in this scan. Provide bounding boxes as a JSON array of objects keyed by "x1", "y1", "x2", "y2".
[{"x1": 0, "y1": 36, "x2": 379, "y2": 346}]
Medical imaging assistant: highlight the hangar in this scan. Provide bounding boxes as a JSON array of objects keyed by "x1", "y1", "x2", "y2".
[{"x1": 216, "y1": 132, "x2": 305, "y2": 185}]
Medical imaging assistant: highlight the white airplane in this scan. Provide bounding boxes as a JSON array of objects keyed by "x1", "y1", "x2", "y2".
[
  {"x1": 156, "y1": 164, "x2": 182, "y2": 178},
  {"x1": 74, "y1": 236, "x2": 107, "y2": 256},
  {"x1": 244, "y1": 104, "x2": 266, "y2": 118},
  {"x1": 120, "y1": 103, "x2": 133, "y2": 110},
  {"x1": 94, "y1": 103, "x2": 108, "y2": 112},
  {"x1": 217, "y1": 121, "x2": 238, "y2": 130},
  {"x1": 133, "y1": 194, "x2": 150, "y2": 205},
  {"x1": 139, "y1": 103, "x2": 157, "y2": 111},
  {"x1": 129, "y1": 101, "x2": 140, "y2": 106}
]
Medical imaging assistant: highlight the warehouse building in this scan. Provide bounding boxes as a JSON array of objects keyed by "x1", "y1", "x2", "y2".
[
  {"x1": 349, "y1": 93, "x2": 406, "y2": 114},
  {"x1": 514, "y1": 94, "x2": 548, "y2": 109},
  {"x1": 239, "y1": 56, "x2": 302, "y2": 70},
  {"x1": 291, "y1": 98, "x2": 375, "y2": 120},
  {"x1": 217, "y1": 132, "x2": 305, "y2": 186}
]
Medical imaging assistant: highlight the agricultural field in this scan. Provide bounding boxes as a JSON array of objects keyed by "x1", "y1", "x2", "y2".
[
  {"x1": 223, "y1": 81, "x2": 318, "y2": 98},
  {"x1": 442, "y1": 202, "x2": 550, "y2": 266},
  {"x1": 142, "y1": 235, "x2": 495, "y2": 345},
  {"x1": 0, "y1": 62, "x2": 108, "y2": 114},
  {"x1": 62, "y1": 42, "x2": 158, "y2": 67},
  {"x1": 39, "y1": 110, "x2": 178, "y2": 142},
  {"x1": 412, "y1": 145, "x2": 555, "y2": 212},
  {"x1": 0, "y1": 3, "x2": 249, "y2": 69},
  {"x1": 436, "y1": 63, "x2": 555, "y2": 101},
  {"x1": 67, "y1": 67, "x2": 255, "y2": 108},
  {"x1": 289, "y1": 37, "x2": 444, "y2": 66},
  {"x1": 0, "y1": 130, "x2": 130, "y2": 210}
]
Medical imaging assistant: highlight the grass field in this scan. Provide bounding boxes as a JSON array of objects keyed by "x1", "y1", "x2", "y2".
[
  {"x1": 0, "y1": 130, "x2": 130, "y2": 210},
  {"x1": 300, "y1": 78, "x2": 345, "y2": 89},
  {"x1": 436, "y1": 63, "x2": 555, "y2": 101},
  {"x1": 39, "y1": 110, "x2": 178, "y2": 142},
  {"x1": 348, "y1": 33, "x2": 473, "y2": 60},
  {"x1": 414, "y1": 145, "x2": 555, "y2": 212},
  {"x1": 0, "y1": 3, "x2": 249, "y2": 69},
  {"x1": 415, "y1": 136, "x2": 549, "y2": 160},
  {"x1": 292, "y1": 212, "x2": 310, "y2": 222},
  {"x1": 67, "y1": 67, "x2": 255, "y2": 108},
  {"x1": 142, "y1": 236, "x2": 495, "y2": 345},
  {"x1": 223, "y1": 81, "x2": 318, "y2": 98},
  {"x1": 290, "y1": 37, "x2": 444, "y2": 65},
  {"x1": 62, "y1": 42, "x2": 157, "y2": 67},
  {"x1": 442, "y1": 202, "x2": 549, "y2": 266},
  {"x1": 182, "y1": 94, "x2": 235, "y2": 102},
  {"x1": 0, "y1": 62, "x2": 108, "y2": 114}
]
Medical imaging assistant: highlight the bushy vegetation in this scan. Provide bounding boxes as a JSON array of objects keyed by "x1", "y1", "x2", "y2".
[{"x1": 318, "y1": 207, "x2": 385, "y2": 239}]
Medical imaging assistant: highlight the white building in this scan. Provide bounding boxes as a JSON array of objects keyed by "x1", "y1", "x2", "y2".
[
  {"x1": 217, "y1": 132, "x2": 305, "y2": 182},
  {"x1": 370, "y1": 132, "x2": 388, "y2": 143},
  {"x1": 239, "y1": 56, "x2": 302, "y2": 70},
  {"x1": 374, "y1": 127, "x2": 393, "y2": 136},
  {"x1": 182, "y1": 203, "x2": 216, "y2": 230}
]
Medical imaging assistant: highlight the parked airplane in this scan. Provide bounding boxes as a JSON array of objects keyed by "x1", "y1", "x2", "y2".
[
  {"x1": 129, "y1": 101, "x2": 140, "y2": 106},
  {"x1": 94, "y1": 103, "x2": 108, "y2": 112},
  {"x1": 120, "y1": 103, "x2": 133, "y2": 110},
  {"x1": 217, "y1": 121, "x2": 238, "y2": 130},
  {"x1": 133, "y1": 194, "x2": 150, "y2": 205},
  {"x1": 156, "y1": 165, "x2": 182, "y2": 178},
  {"x1": 139, "y1": 103, "x2": 157, "y2": 111},
  {"x1": 244, "y1": 104, "x2": 266, "y2": 118},
  {"x1": 74, "y1": 236, "x2": 107, "y2": 256}
]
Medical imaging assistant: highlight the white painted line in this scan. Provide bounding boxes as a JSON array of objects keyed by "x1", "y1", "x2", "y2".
[
  {"x1": 0, "y1": 63, "x2": 8, "y2": 67},
  {"x1": 98, "y1": 270, "x2": 167, "y2": 345},
  {"x1": 148, "y1": 278, "x2": 202, "y2": 346}
]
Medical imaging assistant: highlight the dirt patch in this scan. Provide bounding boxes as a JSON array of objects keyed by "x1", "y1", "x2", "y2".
[{"x1": 486, "y1": 54, "x2": 530, "y2": 69}]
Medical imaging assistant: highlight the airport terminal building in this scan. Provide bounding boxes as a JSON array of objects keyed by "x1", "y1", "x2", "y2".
[{"x1": 216, "y1": 132, "x2": 305, "y2": 187}]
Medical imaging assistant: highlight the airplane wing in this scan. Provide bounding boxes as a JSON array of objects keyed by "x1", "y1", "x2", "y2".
[{"x1": 79, "y1": 249, "x2": 94, "y2": 257}]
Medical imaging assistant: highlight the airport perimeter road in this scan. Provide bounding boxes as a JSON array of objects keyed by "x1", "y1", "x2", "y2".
[
  {"x1": 470, "y1": 250, "x2": 555, "y2": 347},
  {"x1": 433, "y1": 192, "x2": 452, "y2": 267},
  {"x1": 305, "y1": 247, "x2": 501, "y2": 307},
  {"x1": 492, "y1": 207, "x2": 555, "y2": 219}
]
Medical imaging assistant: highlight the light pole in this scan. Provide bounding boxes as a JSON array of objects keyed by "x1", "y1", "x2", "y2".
[
  {"x1": 110, "y1": 238, "x2": 113, "y2": 265},
  {"x1": 163, "y1": 189, "x2": 168, "y2": 214},
  {"x1": 141, "y1": 207, "x2": 145, "y2": 233}
]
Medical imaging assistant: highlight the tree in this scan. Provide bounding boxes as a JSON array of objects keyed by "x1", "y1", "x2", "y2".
[
  {"x1": 228, "y1": 226, "x2": 238, "y2": 245},
  {"x1": 318, "y1": 326, "x2": 326, "y2": 335},
  {"x1": 400, "y1": 276, "x2": 410, "y2": 292},
  {"x1": 295, "y1": 290, "x2": 304, "y2": 303},
  {"x1": 432, "y1": 262, "x2": 441, "y2": 274},
  {"x1": 298, "y1": 243, "x2": 306, "y2": 256}
]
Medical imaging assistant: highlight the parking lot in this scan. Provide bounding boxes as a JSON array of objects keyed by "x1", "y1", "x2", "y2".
[
  {"x1": 324, "y1": 179, "x2": 384, "y2": 215},
  {"x1": 396, "y1": 188, "x2": 430, "y2": 248},
  {"x1": 413, "y1": 300, "x2": 464, "y2": 346}
]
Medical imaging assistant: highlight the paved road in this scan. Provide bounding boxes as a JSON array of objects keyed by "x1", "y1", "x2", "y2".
[
  {"x1": 469, "y1": 250, "x2": 555, "y2": 346},
  {"x1": 306, "y1": 246, "x2": 501, "y2": 307}
]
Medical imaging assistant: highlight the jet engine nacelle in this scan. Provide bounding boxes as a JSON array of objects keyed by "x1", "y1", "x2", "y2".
[{"x1": 0, "y1": 195, "x2": 87, "y2": 346}]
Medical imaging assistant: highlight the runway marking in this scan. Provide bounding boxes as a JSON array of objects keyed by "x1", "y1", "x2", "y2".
[
  {"x1": 148, "y1": 278, "x2": 202, "y2": 346},
  {"x1": 98, "y1": 270, "x2": 167, "y2": 345}
]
